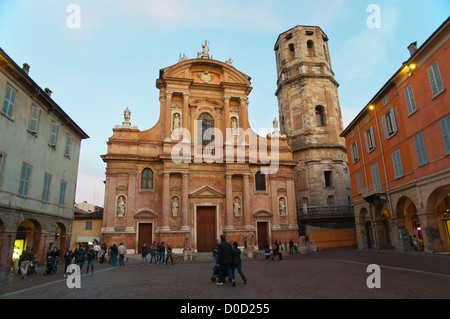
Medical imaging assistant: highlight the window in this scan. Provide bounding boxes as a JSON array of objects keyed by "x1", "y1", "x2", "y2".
[
  {"x1": 324, "y1": 171, "x2": 333, "y2": 187},
  {"x1": 85, "y1": 221, "x2": 93, "y2": 230},
  {"x1": 413, "y1": 132, "x2": 428, "y2": 165},
  {"x1": 404, "y1": 85, "x2": 417, "y2": 115},
  {"x1": 59, "y1": 181, "x2": 67, "y2": 206},
  {"x1": 307, "y1": 40, "x2": 315, "y2": 56},
  {"x1": 356, "y1": 172, "x2": 363, "y2": 194},
  {"x1": 28, "y1": 106, "x2": 40, "y2": 134},
  {"x1": 315, "y1": 106, "x2": 326, "y2": 126},
  {"x1": 0, "y1": 153, "x2": 5, "y2": 185},
  {"x1": 255, "y1": 171, "x2": 266, "y2": 191},
  {"x1": 197, "y1": 112, "x2": 215, "y2": 146},
  {"x1": 350, "y1": 141, "x2": 360, "y2": 163},
  {"x1": 141, "y1": 168, "x2": 153, "y2": 189},
  {"x1": 364, "y1": 127, "x2": 376, "y2": 152},
  {"x1": 64, "y1": 134, "x2": 72, "y2": 157},
  {"x1": 371, "y1": 162, "x2": 381, "y2": 189},
  {"x1": 18, "y1": 163, "x2": 32, "y2": 196},
  {"x1": 439, "y1": 116, "x2": 450, "y2": 154},
  {"x1": 289, "y1": 43, "x2": 295, "y2": 60},
  {"x1": 382, "y1": 94, "x2": 389, "y2": 106},
  {"x1": 1, "y1": 84, "x2": 17, "y2": 119},
  {"x1": 42, "y1": 173, "x2": 51, "y2": 202},
  {"x1": 427, "y1": 62, "x2": 444, "y2": 96},
  {"x1": 392, "y1": 150, "x2": 404, "y2": 178},
  {"x1": 381, "y1": 108, "x2": 398, "y2": 139},
  {"x1": 49, "y1": 122, "x2": 59, "y2": 147}
]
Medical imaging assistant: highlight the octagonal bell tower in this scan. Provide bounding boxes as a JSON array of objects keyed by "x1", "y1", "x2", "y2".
[{"x1": 274, "y1": 25, "x2": 353, "y2": 235}]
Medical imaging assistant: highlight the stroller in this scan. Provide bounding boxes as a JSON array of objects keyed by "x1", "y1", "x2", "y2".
[
  {"x1": 210, "y1": 264, "x2": 230, "y2": 282},
  {"x1": 43, "y1": 256, "x2": 55, "y2": 276},
  {"x1": 27, "y1": 257, "x2": 38, "y2": 275},
  {"x1": 100, "y1": 251, "x2": 107, "y2": 264}
]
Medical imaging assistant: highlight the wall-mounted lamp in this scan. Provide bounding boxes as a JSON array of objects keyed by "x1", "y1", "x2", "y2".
[{"x1": 406, "y1": 63, "x2": 416, "y2": 76}]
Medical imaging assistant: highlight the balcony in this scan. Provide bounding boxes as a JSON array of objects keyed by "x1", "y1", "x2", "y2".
[
  {"x1": 297, "y1": 205, "x2": 355, "y2": 222},
  {"x1": 362, "y1": 183, "x2": 386, "y2": 204}
]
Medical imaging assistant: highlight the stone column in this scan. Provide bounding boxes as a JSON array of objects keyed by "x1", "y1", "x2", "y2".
[
  {"x1": 164, "y1": 91, "x2": 173, "y2": 141},
  {"x1": 239, "y1": 97, "x2": 248, "y2": 130},
  {"x1": 182, "y1": 92, "x2": 190, "y2": 134},
  {"x1": 225, "y1": 173, "x2": 234, "y2": 230},
  {"x1": 271, "y1": 175, "x2": 280, "y2": 230},
  {"x1": 286, "y1": 178, "x2": 298, "y2": 229},
  {"x1": 181, "y1": 173, "x2": 190, "y2": 231},
  {"x1": 223, "y1": 95, "x2": 231, "y2": 139},
  {"x1": 243, "y1": 173, "x2": 252, "y2": 229},
  {"x1": 161, "y1": 172, "x2": 171, "y2": 231}
]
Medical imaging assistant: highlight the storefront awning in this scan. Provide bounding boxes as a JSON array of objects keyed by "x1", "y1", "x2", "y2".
[{"x1": 76, "y1": 236, "x2": 100, "y2": 243}]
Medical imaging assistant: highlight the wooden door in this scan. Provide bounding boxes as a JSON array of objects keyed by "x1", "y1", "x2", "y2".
[
  {"x1": 257, "y1": 222, "x2": 268, "y2": 250},
  {"x1": 196, "y1": 206, "x2": 216, "y2": 252},
  {"x1": 138, "y1": 223, "x2": 152, "y2": 253}
]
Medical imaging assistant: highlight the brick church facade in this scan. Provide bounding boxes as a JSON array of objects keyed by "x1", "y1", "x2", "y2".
[{"x1": 101, "y1": 41, "x2": 299, "y2": 253}]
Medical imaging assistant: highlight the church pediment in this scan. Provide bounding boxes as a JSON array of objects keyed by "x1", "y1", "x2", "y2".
[
  {"x1": 189, "y1": 186, "x2": 225, "y2": 198},
  {"x1": 134, "y1": 209, "x2": 158, "y2": 219},
  {"x1": 253, "y1": 210, "x2": 273, "y2": 218}
]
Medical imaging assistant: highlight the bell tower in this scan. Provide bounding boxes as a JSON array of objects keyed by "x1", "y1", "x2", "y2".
[{"x1": 274, "y1": 26, "x2": 353, "y2": 235}]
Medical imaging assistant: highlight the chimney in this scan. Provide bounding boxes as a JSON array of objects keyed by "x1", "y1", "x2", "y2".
[
  {"x1": 408, "y1": 42, "x2": 418, "y2": 56},
  {"x1": 22, "y1": 63, "x2": 30, "y2": 74},
  {"x1": 44, "y1": 88, "x2": 52, "y2": 97}
]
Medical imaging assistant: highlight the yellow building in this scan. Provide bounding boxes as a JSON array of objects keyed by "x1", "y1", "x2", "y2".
[{"x1": 70, "y1": 207, "x2": 103, "y2": 251}]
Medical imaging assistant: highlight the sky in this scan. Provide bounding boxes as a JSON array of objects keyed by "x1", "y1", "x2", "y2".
[{"x1": 1, "y1": 0, "x2": 449, "y2": 207}]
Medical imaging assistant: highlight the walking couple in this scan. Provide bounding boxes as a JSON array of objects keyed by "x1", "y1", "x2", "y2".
[{"x1": 216, "y1": 234, "x2": 247, "y2": 286}]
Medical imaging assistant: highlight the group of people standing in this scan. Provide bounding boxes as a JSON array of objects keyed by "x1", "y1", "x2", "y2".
[{"x1": 141, "y1": 241, "x2": 174, "y2": 265}]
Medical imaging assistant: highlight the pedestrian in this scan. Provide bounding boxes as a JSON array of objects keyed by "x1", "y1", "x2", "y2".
[
  {"x1": 156, "y1": 242, "x2": 161, "y2": 263},
  {"x1": 19, "y1": 246, "x2": 33, "y2": 279},
  {"x1": 118, "y1": 242, "x2": 127, "y2": 266},
  {"x1": 159, "y1": 242, "x2": 166, "y2": 264},
  {"x1": 86, "y1": 247, "x2": 95, "y2": 274},
  {"x1": 94, "y1": 242, "x2": 101, "y2": 260},
  {"x1": 63, "y1": 248, "x2": 74, "y2": 277},
  {"x1": 289, "y1": 239, "x2": 294, "y2": 254},
  {"x1": 141, "y1": 242, "x2": 148, "y2": 265},
  {"x1": 165, "y1": 243, "x2": 174, "y2": 265},
  {"x1": 264, "y1": 242, "x2": 271, "y2": 261},
  {"x1": 272, "y1": 241, "x2": 280, "y2": 261},
  {"x1": 150, "y1": 241, "x2": 157, "y2": 265},
  {"x1": 213, "y1": 239, "x2": 219, "y2": 266},
  {"x1": 50, "y1": 246, "x2": 60, "y2": 274},
  {"x1": 231, "y1": 241, "x2": 247, "y2": 285},
  {"x1": 74, "y1": 246, "x2": 85, "y2": 270},
  {"x1": 216, "y1": 234, "x2": 235, "y2": 286},
  {"x1": 109, "y1": 243, "x2": 118, "y2": 267}
]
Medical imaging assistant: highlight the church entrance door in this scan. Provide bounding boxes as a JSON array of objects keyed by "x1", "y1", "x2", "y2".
[
  {"x1": 138, "y1": 223, "x2": 152, "y2": 253},
  {"x1": 257, "y1": 222, "x2": 269, "y2": 250},
  {"x1": 197, "y1": 206, "x2": 216, "y2": 252}
]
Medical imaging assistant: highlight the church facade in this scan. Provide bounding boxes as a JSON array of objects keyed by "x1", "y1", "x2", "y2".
[{"x1": 101, "y1": 41, "x2": 299, "y2": 253}]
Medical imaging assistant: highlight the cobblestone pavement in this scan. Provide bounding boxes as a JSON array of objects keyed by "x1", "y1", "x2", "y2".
[{"x1": 1, "y1": 248, "x2": 449, "y2": 301}]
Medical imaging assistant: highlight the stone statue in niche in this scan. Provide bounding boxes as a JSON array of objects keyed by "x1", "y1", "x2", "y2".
[
  {"x1": 172, "y1": 113, "x2": 181, "y2": 131},
  {"x1": 117, "y1": 195, "x2": 126, "y2": 217},
  {"x1": 279, "y1": 197, "x2": 287, "y2": 216},
  {"x1": 171, "y1": 196, "x2": 179, "y2": 217},
  {"x1": 233, "y1": 197, "x2": 241, "y2": 216},
  {"x1": 231, "y1": 117, "x2": 238, "y2": 135}
]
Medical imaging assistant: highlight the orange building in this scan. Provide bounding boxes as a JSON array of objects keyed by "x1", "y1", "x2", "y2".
[{"x1": 341, "y1": 18, "x2": 450, "y2": 253}]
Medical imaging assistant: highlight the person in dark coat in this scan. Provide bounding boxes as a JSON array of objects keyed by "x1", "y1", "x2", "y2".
[
  {"x1": 141, "y1": 243, "x2": 148, "y2": 265},
  {"x1": 63, "y1": 248, "x2": 74, "y2": 277},
  {"x1": 231, "y1": 241, "x2": 247, "y2": 285},
  {"x1": 216, "y1": 234, "x2": 235, "y2": 286}
]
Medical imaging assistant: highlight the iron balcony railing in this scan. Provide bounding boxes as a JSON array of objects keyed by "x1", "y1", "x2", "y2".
[{"x1": 297, "y1": 205, "x2": 354, "y2": 220}]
